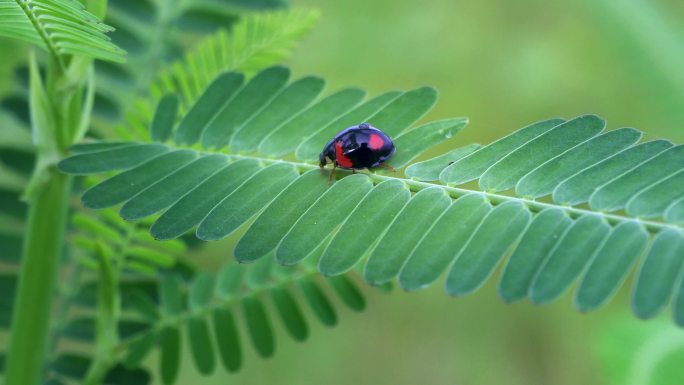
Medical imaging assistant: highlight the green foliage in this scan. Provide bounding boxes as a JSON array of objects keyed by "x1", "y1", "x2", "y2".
[
  {"x1": 117, "y1": 9, "x2": 320, "y2": 140},
  {"x1": 0, "y1": 0, "x2": 125, "y2": 63},
  {"x1": 0, "y1": 4, "x2": 319, "y2": 384},
  {"x1": 71, "y1": 207, "x2": 186, "y2": 274},
  {"x1": 117, "y1": 258, "x2": 364, "y2": 385},
  {"x1": 59, "y1": 66, "x2": 684, "y2": 334}
]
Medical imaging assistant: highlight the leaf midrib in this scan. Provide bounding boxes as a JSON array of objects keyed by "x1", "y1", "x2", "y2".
[
  {"x1": 15, "y1": 0, "x2": 65, "y2": 69},
  {"x1": 114, "y1": 264, "x2": 320, "y2": 357},
  {"x1": 208, "y1": 152, "x2": 680, "y2": 234}
]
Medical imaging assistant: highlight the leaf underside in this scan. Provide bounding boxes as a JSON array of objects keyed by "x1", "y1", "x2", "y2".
[{"x1": 59, "y1": 66, "x2": 684, "y2": 333}]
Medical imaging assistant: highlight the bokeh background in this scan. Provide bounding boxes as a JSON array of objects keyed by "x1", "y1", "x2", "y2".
[
  {"x1": 180, "y1": 1, "x2": 684, "y2": 384},
  {"x1": 2, "y1": 0, "x2": 684, "y2": 384}
]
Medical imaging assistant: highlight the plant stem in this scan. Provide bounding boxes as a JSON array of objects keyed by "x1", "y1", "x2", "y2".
[
  {"x1": 83, "y1": 244, "x2": 121, "y2": 385},
  {"x1": 3, "y1": 168, "x2": 72, "y2": 385}
]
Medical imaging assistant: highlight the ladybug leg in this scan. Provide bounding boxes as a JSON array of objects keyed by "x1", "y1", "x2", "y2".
[
  {"x1": 327, "y1": 163, "x2": 337, "y2": 185},
  {"x1": 352, "y1": 169, "x2": 356, "y2": 174},
  {"x1": 319, "y1": 164, "x2": 326, "y2": 175},
  {"x1": 380, "y1": 163, "x2": 396, "y2": 172}
]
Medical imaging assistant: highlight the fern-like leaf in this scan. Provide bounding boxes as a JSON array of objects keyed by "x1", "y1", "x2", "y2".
[
  {"x1": 91, "y1": 1, "x2": 298, "y2": 133},
  {"x1": 106, "y1": 257, "x2": 365, "y2": 384},
  {"x1": 59, "y1": 67, "x2": 684, "y2": 330},
  {"x1": 116, "y1": 9, "x2": 319, "y2": 140},
  {"x1": 0, "y1": 0, "x2": 125, "y2": 63}
]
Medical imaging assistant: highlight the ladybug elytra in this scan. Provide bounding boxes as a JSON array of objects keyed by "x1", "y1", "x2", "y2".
[{"x1": 319, "y1": 123, "x2": 396, "y2": 183}]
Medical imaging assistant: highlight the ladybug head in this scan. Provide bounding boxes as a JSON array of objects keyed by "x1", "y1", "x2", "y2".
[
  {"x1": 319, "y1": 138, "x2": 336, "y2": 167},
  {"x1": 319, "y1": 151, "x2": 328, "y2": 167}
]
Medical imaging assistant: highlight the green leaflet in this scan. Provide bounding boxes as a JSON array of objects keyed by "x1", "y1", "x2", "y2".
[
  {"x1": 626, "y1": 170, "x2": 684, "y2": 218},
  {"x1": 150, "y1": 94, "x2": 179, "y2": 142},
  {"x1": 277, "y1": 174, "x2": 374, "y2": 265},
  {"x1": 187, "y1": 317, "x2": 216, "y2": 375},
  {"x1": 230, "y1": 76, "x2": 325, "y2": 152},
  {"x1": 590, "y1": 145, "x2": 684, "y2": 211},
  {"x1": 329, "y1": 275, "x2": 366, "y2": 312},
  {"x1": 440, "y1": 118, "x2": 564, "y2": 185},
  {"x1": 81, "y1": 150, "x2": 197, "y2": 209},
  {"x1": 160, "y1": 275, "x2": 183, "y2": 316},
  {"x1": 212, "y1": 308, "x2": 242, "y2": 372},
  {"x1": 405, "y1": 144, "x2": 481, "y2": 181},
  {"x1": 553, "y1": 140, "x2": 674, "y2": 205},
  {"x1": 632, "y1": 229, "x2": 684, "y2": 319},
  {"x1": 480, "y1": 115, "x2": 606, "y2": 192},
  {"x1": 127, "y1": 246, "x2": 175, "y2": 268},
  {"x1": 201, "y1": 66, "x2": 290, "y2": 149},
  {"x1": 123, "y1": 332, "x2": 157, "y2": 369},
  {"x1": 120, "y1": 154, "x2": 229, "y2": 220},
  {"x1": 498, "y1": 208, "x2": 572, "y2": 303},
  {"x1": 51, "y1": 354, "x2": 90, "y2": 380},
  {"x1": 159, "y1": 326, "x2": 181, "y2": 385},
  {"x1": 366, "y1": 86, "x2": 438, "y2": 137},
  {"x1": 530, "y1": 215, "x2": 611, "y2": 305},
  {"x1": 197, "y1": 163, "x2": 299, "y2": 241},
  {"x1": 388, "y1": 118, "x2": 468, "y2": 169},
  {"x1": 189, "y1": 273, "x2": 214, "y2": 310},
  {"x1": 174, "y1": 72, "x2": 245, "y2": 145},
  {"x1": 271, "y1": 287, "x2": 309, "y2": 341},
  {"x1": 234, "y1": 169, "x2": 329, "y2": 263},
  {"x1": 69, "y1": 141, "x2": 134, "y2": 154},
  {"x1": 126, "y1": 290, "x2": 160, "y2": 322},
  {"x1": 245, "y1": 255, "x2": 276, "y2": 289},
  {"x1": 364, "y1": 186, "x2": 452, "y2": 285},
  {"x1": 241, "y1": 297, "x2": 275, "y2": 358},
  {"x1": 259, "y1": 88, "x2": 366, "y2": 156},
  {"x1": 318, "y1": 179, "x2": 411, "y2": 276},
  {"x1": 446, "y1": 201, "x2": 531, "y2": 296},
  {"x1": 58, "y1": 143, "x2": 168, "y2": 174},
  {"x1": 150, "y1": 159, "x2": 260, "y2": 240},
  {"x1": 516, "y1": 127, "x2": 642, "y2": 198},
  {"x1": 575, "y1": 221, "x2": 648, "y2": 312},
  {"x1": 399, "y1": 194, "x2": 491, "y2": 291},
  {"x1": 215, "y1": 264, "x2": 245, "y2": 299},
  {"x1": 298, "y1": 279, "x2": 337, "y2": 326}
]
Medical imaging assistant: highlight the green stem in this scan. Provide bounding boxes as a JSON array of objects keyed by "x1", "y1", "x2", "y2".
[
  {"x1": 83, "y1": 244, "x2": 121, "y2": 385},
  {"x1": 3, "y1": 168, "x2": 72, "y2": 385}
]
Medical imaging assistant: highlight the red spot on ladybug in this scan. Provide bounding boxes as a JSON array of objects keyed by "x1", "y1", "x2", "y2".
[
  {"x1": 319, "y1": 123, "x2": 396, "y2": 183},
  {"x1": 335, "y1": 141, "x2": 353, "y2": 168},
  {"x1": 368, "y1": 133, "x2": 384, "y2": 150}
]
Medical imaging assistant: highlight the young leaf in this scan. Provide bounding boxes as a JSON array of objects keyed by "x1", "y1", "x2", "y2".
[{"x1": 0, "y1": 0, "x2": 126, "y2": 63}]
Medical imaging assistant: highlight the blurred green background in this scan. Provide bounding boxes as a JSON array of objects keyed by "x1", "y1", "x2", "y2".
[
  {"x1": 3, "y1": 0, "x2": 684, "y2": 384},
  {"x1": 168, "y1": 0, "x2": 684, "y2": 385},
  {"x1": 174, "y1": 1, "x2": 684, "y2": 384}
]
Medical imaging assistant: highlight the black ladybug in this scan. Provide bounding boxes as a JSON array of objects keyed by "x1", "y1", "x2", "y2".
[{"x1": 319, "y1": 123, "x2": 396, "y2": 183}]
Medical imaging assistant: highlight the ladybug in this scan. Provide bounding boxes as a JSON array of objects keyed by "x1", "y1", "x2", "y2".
[{"x1": 319, "y1": 123, "x2": 396, "y2": 183}]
